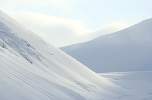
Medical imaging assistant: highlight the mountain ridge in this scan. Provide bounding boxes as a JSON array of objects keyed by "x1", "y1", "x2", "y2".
[{"x1": 63, "y1": 18, "x2": 152, "y2": 72}]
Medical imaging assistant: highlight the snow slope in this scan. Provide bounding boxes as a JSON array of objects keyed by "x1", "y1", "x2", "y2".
[
  {"x1": 100, "y1": 71, "x2": 152, "y2": 100},
  {"x1": 63, "y1": 19, "x2": 152, "y2": 72},
  {"x1": 0, "y1": 10, "x2": 123, "y2": 100}
]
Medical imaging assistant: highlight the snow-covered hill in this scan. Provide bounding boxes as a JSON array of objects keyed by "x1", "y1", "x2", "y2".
[
  {"x1": 0, "y1": 10, "x2": 122, "y2": 100},
  {"x1": 63, "y1": 19, "x2": 152, "y2": 72}
]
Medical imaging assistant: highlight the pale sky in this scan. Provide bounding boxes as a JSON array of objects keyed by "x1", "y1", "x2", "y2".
[{"x1": 0, "y1": 0, "x2": 152, "y2": 47}]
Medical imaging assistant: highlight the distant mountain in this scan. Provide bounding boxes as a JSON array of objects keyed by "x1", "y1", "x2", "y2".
[{"x1": 63, "y1": 18, "x2": 152, "y2": 72}]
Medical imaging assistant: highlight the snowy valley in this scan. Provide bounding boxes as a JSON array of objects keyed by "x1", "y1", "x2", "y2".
[{"x1": 0, "y1": 10, "x2": 152, "y2": 100}]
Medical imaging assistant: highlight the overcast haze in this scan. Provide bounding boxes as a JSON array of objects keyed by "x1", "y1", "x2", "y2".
[{"x1": 0, "y1": 0, "x2": 152, "y2": 46}]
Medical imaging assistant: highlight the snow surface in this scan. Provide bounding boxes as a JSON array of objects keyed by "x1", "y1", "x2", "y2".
[
  {"x1": 63, "y1": 18, "x2": 152, "y2": 72},
  {"x1": 100, "y1": 71, "x2": 152, "y2": 100}
]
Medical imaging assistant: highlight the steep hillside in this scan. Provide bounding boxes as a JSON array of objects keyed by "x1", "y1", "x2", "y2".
[{"x1": 0, "y1": 10, "x2": 117, "y2": 100}]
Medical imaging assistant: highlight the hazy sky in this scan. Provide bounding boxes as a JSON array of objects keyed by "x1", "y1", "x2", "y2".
[{"x1": 0, "y1": 0, "x2": 152, "y2": 47}]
